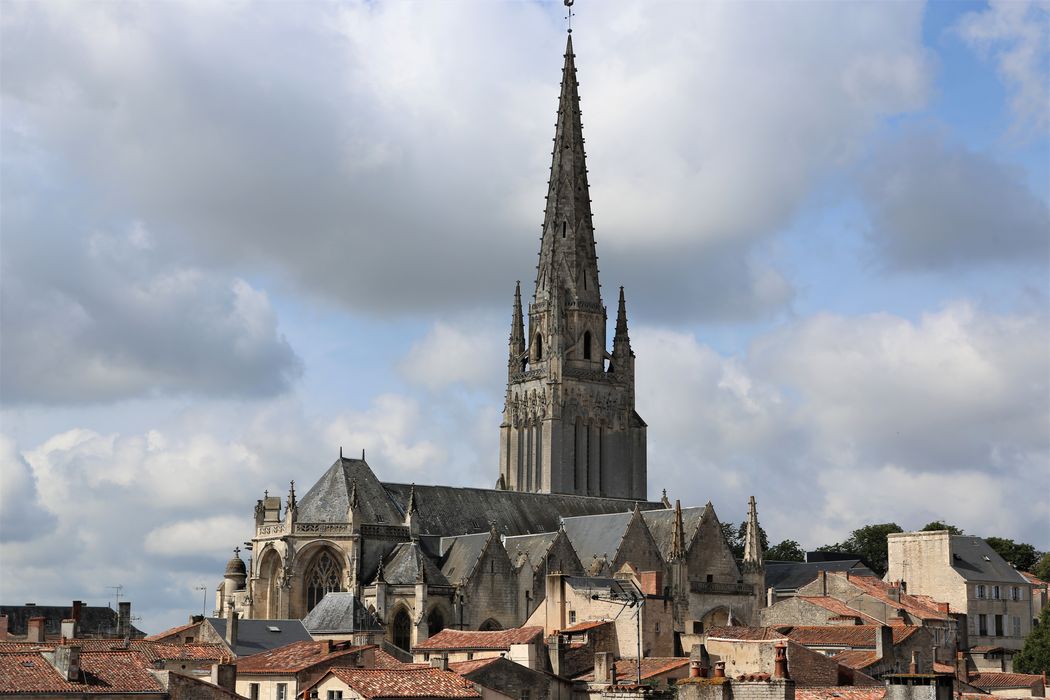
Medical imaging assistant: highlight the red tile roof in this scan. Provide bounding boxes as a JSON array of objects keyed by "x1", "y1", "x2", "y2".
[
  {"x1": 413, "y1": 626, "x2": 543, "y2": 651},
  {"x1": 705, "y1": 627, "x2": 788, "y2": 641},
  {"x1": 828, "y1": 574, "x2": 949, "y2": 620},
  {"x1": 783, "y1": 626, "x2": 918, "y2": 648},
  {"x1": 447, "y1": 657, "x2": 502, "y2": 675},
  {"x1": 0, "y1": 649, "x2": 163, "y2": 694},
  {"x1": 561, "y1": 619, "x2": 612, "y2": 633},
  {"x1": 797, "y1": 687, "x2": 886, "y2": 700},
  {"x1": 830, "y1": 650, "x2": 880, "y2": 670},
  {"x1": 969, "y1": 673, "x2": 1045, "y2": 690},
  {"x1": 575, "y1": 657, "x2": 690, "y2": 682},
  {"x1": 235, "y1": 641, "x2": 372, "y2": 674},
  {"x1": 1021, "y1": 571, "x2": 1047, "y2": 586},
  {"x1": 797, "y1": 598, "x2": 881, "y2": 625},
  {"x1": 373, "y1": 649, "x2": 424, "y2": 669},
  {"x1": 143, "y1": 620, "x2": 201, "y2": 642},
  {"x1": 932, "y1": 662, "x2": 955, "y2": 674},
  {"x1": 317, "y1": 667, "x2": 481, "y2": 698}
]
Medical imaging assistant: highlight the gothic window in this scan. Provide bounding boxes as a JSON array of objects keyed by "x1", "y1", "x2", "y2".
[
  {"x1": 392, "y1": 608, "x2": 412, "y2": 651},
  {"x1": 534, "y1": 334, "x2": 543, "y2": 361},
  {"x1": 427, "y1": 607, "x2": 445, "y2": 636},
  {"x1": 583, "y1": 331, "x2": 592, "y2": 360},
  {"x1": 306, "y1": 550, "x2": 343, "y2": 612},
  {"x1": 480, "y1": 618, "x2": 502, "y2": 631}
]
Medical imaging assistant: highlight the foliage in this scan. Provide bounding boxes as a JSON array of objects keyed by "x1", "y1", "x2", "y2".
[
  {"x1": 765, "y1": 539, "x2": 806, "y2": 562},
  {"x1": 1013, "y1": 605, "x2": 1050, "y2": 674},
  {"x1": 720, "y1": 521, "x2": 769, "y2": 560},
  {"x1": 1032, "y1": 553, "x2": 1050, "y2": 582},
  {"x1": 984, "y1": 537, "x2": 1040, "y2": 572},
  {"x1": 843, "y1": 523, "x2": 903, "y2": 576},
  {"x1": 921, "y1": 521, "x2": 963, "y2": 535}
]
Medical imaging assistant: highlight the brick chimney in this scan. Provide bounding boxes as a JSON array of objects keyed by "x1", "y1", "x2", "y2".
[
  {"x1": 875, "y1": 625, "x2": 894, "y2": 665},
  {"x1": 595, "y1": 652, "x2": 614, "y2": 685},
  {"x1": 52, "y1": 645, "x2": 81, "y2": 681},
  {"x1": 117, "y1": 601, "x2": 131, "y2": 638},
  {"x1": 639, "y1": 571, "x2": 663, "y2": 596},
  {"x1": 27, "y1": 616, "x2": 45, "y2": 644},
  {"x1": 887, "y1": 583, "x2": 901, "y2": 604},
  {"x1": 71, "y1": 601, "x2": 83, "y2": 624}
]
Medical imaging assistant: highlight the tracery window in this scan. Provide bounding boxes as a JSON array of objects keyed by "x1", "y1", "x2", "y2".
[
  {"x1": 392, "y1": 608, "x2": 412, "y2": 651},
  {"x1": 306, "y1": 550, "x2": 343, "y2": 612}
]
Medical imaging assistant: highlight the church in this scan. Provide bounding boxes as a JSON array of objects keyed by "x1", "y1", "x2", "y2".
[{"x1": 217, "y1": 32, "x2": 765, "y2": 654}]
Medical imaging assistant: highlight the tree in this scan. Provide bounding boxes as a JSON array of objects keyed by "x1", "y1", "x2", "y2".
[
  {"x1": 720, "y1": 521, "x2": 769, "y2": 560},
  {"x1": 1032, "y1": 553, "x2": 1050, "y2": 582},
  {"x1": 921, "y1": 521, "x2": 963, "y2": 535},
  {"x1": 766, "y1": 539, "x2": 806, "y2": 562},
  {"x1": 841, "y1": 523, "x2": 903, "y2": 576},
  {"x1": 1014, "y1": 605, "x2": 1050, "y2": 674},
  {"x1": 985, "y1": 537, "x2": 1041, "y2": 572}
]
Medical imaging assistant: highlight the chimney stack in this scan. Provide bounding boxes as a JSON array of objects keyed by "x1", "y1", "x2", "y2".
[
  {"x1": 27, "y1": 616, "x2": 45, "y2": 644},
  {"x1": 61, "y1": 619, "x2": 77, "y2": 640},
  {"x1": 713, "y1": 661, "x2": 726, "y2": 678},
  {"x1": 225, "y1": 601, "x2": 238, "y2": 650},
  {"x1": 430, "y1": 654, "x2": 449, "y2": 671},
  {"x1": 117, "y1": 601, "x2": 131, "y2": 638},
  {"x1": 548, "y1": 634, "x2": 564, "y2": 677},
  {"x1": 0, "y1": 615, "x2": 8, "y2": 641},
  {"x1": 819, "y1": 570, "x2": 828, "y2": 596},
  {"x1": 774, "y1": 642, "x2": 791, "y2": 680},
  {"x1": 212, "y1": 664, "x2": 237, "y2": 692},
  {"x1": 875, "y1": 625, "x2": 894, "y2": 665},
  {"x1": 71, "y1": 601, "x2": 83, "y2": 624},
  {"x1": 954, "y1": 651, "x2": 968, "y2": 683},
  {"x1": 595, "y1": 652, "x2": 614, "y2": 685},
  {"x1": 909, "y1": 650, "x2": 920, "y2": 674},
  {"x1": 52, "y1": 645, "x2": 81, "y2": 681}
]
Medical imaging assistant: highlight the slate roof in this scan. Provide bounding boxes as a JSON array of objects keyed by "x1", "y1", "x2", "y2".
[
  {"x1": 0, "y1": 649, "x2": 162, "y2": 694},
  {"x1": 764, "y1": 561, "x2": 872, "y2": 591},
  {"x1": 302, "y1": 593, "x2": 384, "y2": 634},
  {"x1": 235, "y1": 641, "x2": 371, "y2": 674},
  {"x1": 642, "y1": 506, "x2": 706, "y2": 559},
  {"x1": 205, "y1": 618, "x2": 312, "y2": 658},
  {"x1": 504, "y1": 532, "x2": 557, "y2": 567},
  {"x1": 565, "y1": 576, "x2": 640, "y2": 600},
  {"x1": 383, "y1": 483, "x2": 660, "y2": 537},
  {"x1": 949, "y1": 537, "x2": 1029, "y2": 584},
  {"x1": 561, "y1": 511, "x2": 633, "y2": 563},
  {"x1": 413, "y1": 627, "x2": 543, "y2": 651},
  {"x1": 0, "y1": 604, "x2": 147, "y2": 639},
  {"x1": 439, "y1": 533, "x2": 493, "y2": 585},
  {"x1": 313, "y1": 667, "x2": 481, "y2": 699},
  {"x1": 297, "y1": 459, "x2": 403, "y2": 525},
  {"x1": 383, "y1": 542, "x2": 449, "y2": 586}
]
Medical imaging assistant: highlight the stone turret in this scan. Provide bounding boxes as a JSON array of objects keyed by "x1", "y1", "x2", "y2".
[{"x1": 742, "y1": 495, "x2": 766, "y2": 619}]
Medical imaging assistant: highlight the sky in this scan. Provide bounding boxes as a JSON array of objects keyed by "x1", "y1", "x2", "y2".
[{"x1": 1, "y1": 0, "x2": 1048, "y2": 634}]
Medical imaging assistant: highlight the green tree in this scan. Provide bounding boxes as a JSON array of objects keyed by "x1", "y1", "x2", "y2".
[
  {"x1": 985, "y1": 537, "x2": 1040, "y2": 572},
  {"x1": 1032, "y1": 553, "x2": 1050, "y2": 581},
  {"x1": 921, "y1": 521, "x2": 963, "y2": 535},
  {"x1": 1014, "y1": 605, "x2": 1050, "y2": 674},
  {"x1": 842, "y1": 523, "x2": 904, "y2": 576},
  {"x1": 766, "y1": 539, "x2": 806, "y2": 562},
  {"x1": 719, "y1": 521, "x2": 769, "y2": 560}
]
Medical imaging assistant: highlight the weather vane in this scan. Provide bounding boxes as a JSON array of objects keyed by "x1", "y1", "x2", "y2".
[{"x1": 564, "y1": 0, "x2": 574, "y2": 34}]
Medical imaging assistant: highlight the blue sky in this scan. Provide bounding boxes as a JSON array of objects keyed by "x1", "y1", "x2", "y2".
[{"x1": 1, "y1": 0, "x2": 1047, "y2": 633}]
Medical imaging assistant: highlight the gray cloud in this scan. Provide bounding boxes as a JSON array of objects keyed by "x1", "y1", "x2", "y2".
[
  {"x1": 859, "y1": 127, "x2": 1050, "y2": 269},
  {"x1": 1, "y1": 1, "x2": 933, "y2": 322}
]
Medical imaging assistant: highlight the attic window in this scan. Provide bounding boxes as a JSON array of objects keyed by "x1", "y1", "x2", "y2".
[
  {"x1": 268, "y1": 626, "x2": 281, "y2": 632},
  {"x1": 983, "y1": 556, "x2": 991, "y2": 561}
]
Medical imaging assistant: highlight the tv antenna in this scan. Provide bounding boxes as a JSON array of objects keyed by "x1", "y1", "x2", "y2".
[
  {"x1": 194, "y1": 585, "x2": 208, "y2": 617},
  {"x1": 107, "y1": 585, "x2": 124, "y2": 607}
]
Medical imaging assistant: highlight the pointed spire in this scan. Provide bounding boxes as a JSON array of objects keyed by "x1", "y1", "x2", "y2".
[
  {"x1": 535, "y1": 32, "x2": 599, "y2": 307},
  {"x1": 613, "y1": 286, "x2": 632, "y2": 350},
  {"x1": 286, "y1": 481, "x2": 296, "y2": 509},
  {"x1": 743, "y1": 495, "x2": 764, "y2": 571},
  {"x1": 348, "y1": 478, "x2": 359, "y2": 510},
  {"x1": 509, "y1": 281, "x2": 525, "y2": 373},
  {"x1": 406, "y1": 484, "x2": 418, "y2": 516},
  {"x1": 670, "y1": 499, "x2": 687, "y2": 561}
]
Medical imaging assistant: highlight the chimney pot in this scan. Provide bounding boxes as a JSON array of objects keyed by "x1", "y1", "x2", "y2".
[
  {"x1": 774, "y1": 642, "x2": 791, "y2": 679},
  {"x1": 713, "y1": 661, "x2": 726, "y2": 678}
]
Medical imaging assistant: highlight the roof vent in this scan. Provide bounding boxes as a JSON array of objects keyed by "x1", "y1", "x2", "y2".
[
  {"x1": 983, "y1": 556, "x2": 991, "y2": 561},
  {"x1": 268, "y1": 626, "x2": 281, "y2": 632}
]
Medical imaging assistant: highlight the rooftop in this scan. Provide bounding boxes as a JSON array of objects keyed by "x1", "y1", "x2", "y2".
[
  {"x1": 314, "y1": 667, "x2": 481, "y2": 699},
  {"x1": 235, "y1": 641, "x2": 371, "y2": 674},
  {"x1": 413, "y1": 626, "x2": 543, "y2": 651}
]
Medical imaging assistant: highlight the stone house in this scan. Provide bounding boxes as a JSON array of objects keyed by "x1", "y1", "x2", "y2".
[
  {"x1": 302, "y1": 667, "x2": 488, "y2": 700},
  {"x1": 411, "y1": 627, "x2": 546, "y2": 668},
  {"x1": 232, "y1": 640, "x2": 375, "y2": 700},
  {"x1": 448, "y1": 656, "x2": 573, "y2": 700},
  {"x1": 885, "y1": 531, "x2": 1036, "y2": 657}
]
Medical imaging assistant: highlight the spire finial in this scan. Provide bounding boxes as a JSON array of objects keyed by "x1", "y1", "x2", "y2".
[{"x1": 564, "y1": 0, "x2": 574, "y2": 34}]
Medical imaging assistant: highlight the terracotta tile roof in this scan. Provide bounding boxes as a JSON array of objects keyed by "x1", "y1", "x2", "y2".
[
  {"x1": 828, "y1": 574, "x2": 949, "y2": 620},
  {"x1": 797, "y1": 598, "x2": 881, "y2": 625},
  {"x1": 933, "y1": 662, "x2": 955, "y2": 674},
  {"x1": 561, "y1": 620, "x2": 612, "y2": 633},
  {"x1": 0, "y1": 649, "x2": 163, "y2": 694},
  {"x1": 235, "y1": 641, "x2": 371, "y2": 674},
  {"x1": 705, "y1": 627, "x2": 788, "y2": 641},
  {"x1": 373, "y1": 649, "x2": 424, "y2": 669},
  {"x1": 413, "y1": 626, "x2": 542, "y2": 651},
  {"x1": 796, "y1": 687, "x2": 886, "y2": 700},
  {"x1": 574, "y1": 657, "x2": 690, "y2": 682},
  {"x1": 0, "y1": 639, "x2": 227, "y2": 663},
  {"x1": 831, "y1": 650, "x2": 880, "y2": 669},
  {"x1": 447, "y1": 657, "x2": 502, "y2": 675},
  {"x1": 318, "y1": 667, "x2": 481, "y2": 698},
  {"x1": 970, "y1": 645, "x2": 1006, "y2": 654},
  {"x1": 143, "y1": 620, "x2": 201, "y2": 641},
  {"x1": 1021, "y1": 571, "x2": 1047, "y2": 586},
  {"x1": 969, "y1": 672, "x2": 1045, "y2": 690},
  {"x1": 784, "y1": 625, "x2": 918, "y2": 648}
]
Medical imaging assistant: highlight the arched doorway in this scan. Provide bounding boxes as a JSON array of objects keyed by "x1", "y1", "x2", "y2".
[
  {"x1": 391, "y1": 608, "x2": 412, "y2": 651},
  {"x1": 304, "y1": 549, "x2": 343, "y2": 612},
  {"x1": 479, "y1": 618, "x2": 502, "y2": 631},
  {"x1": 427, "y1": 607, "x2": 445, "y2": 636},
  {"x1": 256, "y1": 549, "x2": 283, "y2": 619}
]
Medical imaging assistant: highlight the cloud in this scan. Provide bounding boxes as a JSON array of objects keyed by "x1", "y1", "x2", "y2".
[
  {"x1": 0, "y1": 435, "x2": 57, "y2": 541},
  {"x1": 1, "y1": 1, "x2": 933, "y2": 322},
  {"x1": 0, "y1": 223, "x2": 302, "y2": 404},
  {"x1": 858, "y1": 127, "x2": 1050, "y2": 269},
  {"x1": 955, "y1": 0, "x2": 1050, "y2": 135},
  {"x1": 398, "y1": 319, "x2": 504, "y2": 391}
]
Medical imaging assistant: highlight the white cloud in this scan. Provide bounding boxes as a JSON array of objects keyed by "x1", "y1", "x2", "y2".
[
  {"x1": 144, "y1": 516, "x2": 250, "y2": 557},
  {"x1": 955, "y1": 0, "x2": 1050, "y2": 135},
  {"x1": 399, "y1": 320, "x2": 504, "y2": 391}
]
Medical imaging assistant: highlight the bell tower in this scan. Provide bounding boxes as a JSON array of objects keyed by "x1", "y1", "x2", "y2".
[{"x1": 498, "y1": 34, "x2": 647, "y2": 500}]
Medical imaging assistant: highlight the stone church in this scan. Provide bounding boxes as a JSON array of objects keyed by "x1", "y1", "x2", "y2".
[{"x1": 218, "y1": 33, "x2": 765, "y2": 654}]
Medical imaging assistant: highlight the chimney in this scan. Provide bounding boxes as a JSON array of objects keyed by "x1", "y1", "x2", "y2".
[
  {"x1": 61, "y1": 619, "x2": 77, "y2": 640},
  {"x1": 767, "y1": 587, "x2": 775, "y2": 607},
  {"x1": 27, "y1": 616, "x2": 45, "y2": 644},
  {"x1": 212, "y1": 663, "x2": 237, "y2": 692},
  {"x1": 888, "y1": 584, "x2": 901, "y2": 604},
  {"x1": 819, "y1": 570, "x2": 828, "y2": 596},
  {"x1": 430, "y1": 654, "x2": 449, "y2": 671},
  {"x1": 954, "y1": 651, "x2": 968, "y2": 683},
  {"x1": 595, "y1": 652, "x2": 614, "y2": 685},
  {"x1": 713, "y1": 661, "x2": 726, "y2": 678},
  {"x1": 225, "y1": 602, "x2": 239, "y2": 650},
  {"x1": 117, "y1": 601, "x2": 131, "y2": 638},
  {"x1": 640, "y1": 571, "x2": 663, "y2": 596},
  {"x1": 774, "y1": 642, "x2": 791, "y2": 680},
  {"x1": 930, "y1": 645, "x2": 938, "y2": 665},
  {"x1": 546, "y1": 573, "x2": 567, "y2": 633},
  {"x1": 909, "y1": 649, "x2": 920, "y2": 674},
  {"x1": 548, "y1": 634, "x2": 564, "y2": 677},
  {"x1": 876, "y1": 625, "x2": 894, "y2": 665},
  {"x1": 0, "y1": 615, "x2": 8, "y2": 641},
  {"x1": 52, "y1": 645, "x2": 82, "y2": 681},
  {"x1": 71, "y1": 601, "x2": 83, "y2": 624}
]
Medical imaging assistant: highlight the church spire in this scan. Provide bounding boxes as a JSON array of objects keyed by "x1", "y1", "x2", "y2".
[
  {"x1": 508, "y1": 281, "x2": 525, "y2": 374},
  {"x1": 535, "y1": 33, "x2": 599, "y2": 306},
  {"x1": 743, "y1": 495, "x2": 764, "y2": 571}
]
